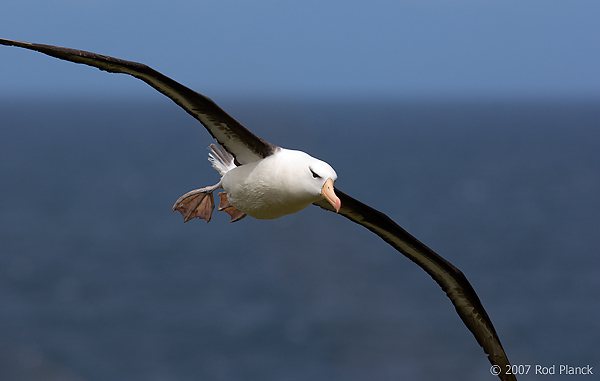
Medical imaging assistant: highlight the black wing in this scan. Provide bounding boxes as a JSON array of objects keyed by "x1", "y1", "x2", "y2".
[
  {"x1": 0, "y1": 38, "x2": 276, "y2": 164},
  {"x1": 314, "y1": 188, "x2": 516, "y2": 381}
]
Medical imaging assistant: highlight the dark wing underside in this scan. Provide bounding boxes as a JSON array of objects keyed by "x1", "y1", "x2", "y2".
[
  {"x1": 314, "y1": 188, "x2": 516, "y2": 381},
  {"x1": 0, "y1": 38, "x2": 276, "y2": 164}
]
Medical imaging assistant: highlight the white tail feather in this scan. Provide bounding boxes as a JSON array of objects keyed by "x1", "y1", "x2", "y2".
[{"x1": 208, "y1": 143, "x2": 236, "y2": 175}]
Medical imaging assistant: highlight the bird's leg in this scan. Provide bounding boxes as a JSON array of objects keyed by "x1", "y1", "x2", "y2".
[
  {"x1": 172, "y1": 183, "x2": 220, "y2": 223},
  {"x1": 217, "y1": 192, "x2": 247, "y2": 222}
]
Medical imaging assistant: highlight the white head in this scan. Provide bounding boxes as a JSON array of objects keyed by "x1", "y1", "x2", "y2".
[{"x1": 276, "y1": 149, "x2": 341, "y2": 212}]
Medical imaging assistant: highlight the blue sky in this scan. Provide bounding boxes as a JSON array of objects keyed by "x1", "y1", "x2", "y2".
[{"x1": 1, "y1": 0, "x2": 599, "y2": 100}]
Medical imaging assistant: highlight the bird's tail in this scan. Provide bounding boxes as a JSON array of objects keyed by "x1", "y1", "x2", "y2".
[{"x1": 208, "y1": 143, "x2": 236, "y2": 175}]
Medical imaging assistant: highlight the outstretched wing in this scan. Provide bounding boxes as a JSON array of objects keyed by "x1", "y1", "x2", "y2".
[
  {"x1": 0, "y1": 38, "x2": 276, "y2": 164},
  {"x1": 314, "y1": 188, "x2": 516, "y2": 381}
]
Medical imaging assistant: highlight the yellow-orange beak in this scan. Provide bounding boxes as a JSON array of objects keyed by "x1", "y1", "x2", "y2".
[{"x1": 321, "y1": 178, "x2": 341, "y2": 213}]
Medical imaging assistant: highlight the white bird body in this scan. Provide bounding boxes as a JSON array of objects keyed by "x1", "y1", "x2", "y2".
[{"x1": 221, "y1": 148, "x2": 338, "y2": 219}]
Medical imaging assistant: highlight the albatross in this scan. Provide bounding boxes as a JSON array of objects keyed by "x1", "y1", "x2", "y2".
[{"x1": 0, "y1": 38, "x2": 516, "y2": 381}]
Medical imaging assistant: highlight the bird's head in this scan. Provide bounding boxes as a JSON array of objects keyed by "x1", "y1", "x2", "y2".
[
  {"x1": 277, "y1": 149, "x2": 341, "y2": 213},
  {"x1": 306, "y1": 159, "x2": 341, "y2": 213}
]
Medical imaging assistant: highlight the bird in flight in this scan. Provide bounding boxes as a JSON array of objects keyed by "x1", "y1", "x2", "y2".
[{"x1": 0, "y1": 38, "x2": 516, "y2": 381}]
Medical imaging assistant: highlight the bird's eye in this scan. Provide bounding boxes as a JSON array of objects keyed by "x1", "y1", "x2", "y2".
[{"x1": 310, "y1": 168, "x2": 321, "y2": 179}]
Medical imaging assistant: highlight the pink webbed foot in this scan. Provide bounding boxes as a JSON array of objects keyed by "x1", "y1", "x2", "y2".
[
  {"x1": 172, "y1": 186, "x2": 217, "y2": 223},
  {"x1": 217, "y1": 192, "x2": 247, "y2": 222}
]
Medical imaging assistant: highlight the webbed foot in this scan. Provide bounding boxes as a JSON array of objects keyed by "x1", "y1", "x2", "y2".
[
  {"x1": 217, "y1": 192, "x2": 247, "y2": 222},
  {"x1": 172, "y1": 185, "x2": 218, "y2": 223}
]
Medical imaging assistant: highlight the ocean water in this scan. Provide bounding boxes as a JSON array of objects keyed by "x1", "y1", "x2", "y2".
[{"x1": 0, "y1": 98, "x2": 599, "y2": 380}]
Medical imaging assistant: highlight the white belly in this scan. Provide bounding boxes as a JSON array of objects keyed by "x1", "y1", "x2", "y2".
[{"x1": 221, "y1": 155, "x2": 319, "y2": 219}]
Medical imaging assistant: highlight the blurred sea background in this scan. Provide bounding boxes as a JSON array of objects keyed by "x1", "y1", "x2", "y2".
[{"x1": 1, "y1": 96, "x2": 598, "y2": 380}]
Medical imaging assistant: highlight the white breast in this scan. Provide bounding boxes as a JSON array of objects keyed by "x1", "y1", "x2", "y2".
[{"x1": 221, "y1": 149, "x2": 334, "y2": 219}]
